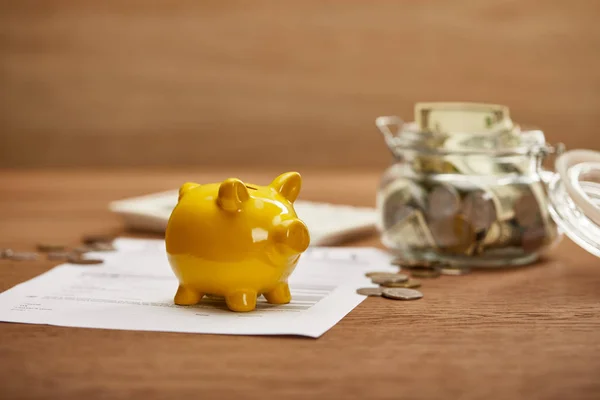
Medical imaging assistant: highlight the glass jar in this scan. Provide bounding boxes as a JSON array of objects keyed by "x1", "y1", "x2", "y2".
[{"x1": 375, "y1": 115, "x2": 563, "y2": 267}]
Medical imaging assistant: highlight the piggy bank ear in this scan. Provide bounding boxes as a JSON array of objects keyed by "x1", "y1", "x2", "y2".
[
  {"x1": 273, "y1": 219, "x2": 310, "y2": 254},
  {"x1": 178, "y1": 182, "x2": 201, "y2": 201},
  {"x1": 270, "y1": 172, "x2": 302, "y2": 203},
  {"x1": 217, "y1": 178, "x2": 250, "y2": 212}
]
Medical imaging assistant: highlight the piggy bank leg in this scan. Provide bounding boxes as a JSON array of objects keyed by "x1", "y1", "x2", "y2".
[
  {"x1": 174, "y1": 285, "x2": 204, "y2": 306},
  {"x1": 225, "y1": 290, "x2": 257, "y2": 312},
  {"x1": 264, "y1": 282, "x2": 291, "y2": 305}
]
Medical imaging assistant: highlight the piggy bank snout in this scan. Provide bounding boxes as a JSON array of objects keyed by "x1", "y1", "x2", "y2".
[{"x1": 273, "y1": 219, "x2": 310, "y2": 254}]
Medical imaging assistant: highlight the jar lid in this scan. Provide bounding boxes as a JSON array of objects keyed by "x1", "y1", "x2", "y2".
[{"x1": 547, "y1": 149, "x2": 600, "y2": 258}]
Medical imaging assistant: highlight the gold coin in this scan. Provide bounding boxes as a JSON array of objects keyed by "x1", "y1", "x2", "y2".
[
  {"x1": 381, "y1": 278, "x2": 422, "y2": 289},
  {"x1": 371, "y1": 274, "x2": 409, "y2": 285},
  {"x1": 381, "y1": 288, "x2": 423, "y2": 300},
  {"x1": 356, "y1": 287, "x2": 383, "y2": 297}
]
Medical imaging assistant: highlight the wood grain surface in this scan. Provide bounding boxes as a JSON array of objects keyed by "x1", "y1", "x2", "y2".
[
  {"x1": 1, "y1": 169, "x2": 599, "y2": 400},
  {"x1": 1, "y1": 1, "x2": 600, "y2": 168}
]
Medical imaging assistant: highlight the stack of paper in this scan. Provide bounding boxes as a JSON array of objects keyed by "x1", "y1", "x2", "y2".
[{"x1": 0, "y1": 239, "x2": 393, "y2": 338}]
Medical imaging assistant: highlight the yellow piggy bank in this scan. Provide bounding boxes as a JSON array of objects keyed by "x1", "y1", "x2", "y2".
[{"x1": 166, "y1": 172, "x2": 310, "y2": 312}]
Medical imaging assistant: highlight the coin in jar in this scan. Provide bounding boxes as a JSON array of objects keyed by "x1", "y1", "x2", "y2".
[
  {"x1": 521, "y1": 226, "x2": 548, "y2": 252},
  {"x1": 514, "y1": 191, "x2": 542, "y2": 227},
  {"x1": 381, "y1": 288, "x2": 423, "y2": 300},
  {"x1": 429, "y1": 215, "x2": 476, "y2": 254},
  {"x1": 426, "y1": 184, "x2": 461, "y2": 220},
  {"x1": 461, "y1": 190, "x2": 497, "y2": 232},
  {"x1": 371, "y1": 274, "x2": 409, "y2": 285},
  {"x1": 356, "y1": 287, "x2": 384, "y2": 297}
]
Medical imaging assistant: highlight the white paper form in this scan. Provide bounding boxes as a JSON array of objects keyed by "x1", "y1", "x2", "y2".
[{"x1": 0, "y1": 239, "x2": 393, "y2": 338}]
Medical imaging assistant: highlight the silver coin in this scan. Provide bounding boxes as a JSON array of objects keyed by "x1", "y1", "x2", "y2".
[
  {"x1": 461, "y1": 190, "x2": 497, "y2": 232},
  {"x1": 427, "y1": 184, "x2": 461, "y2": 220},
  {"x1": 440, "y1": 267, "x2": 471, "y2": 276},
  {"x1": 371, "y1": 274, "x2": 409, "y2": 285},
  {"x1": 356, "y1": 287, "x2": 383, "y2": 297},
  {"x1": 381, "y1": 288, "x2": 423, "y2": 300}
]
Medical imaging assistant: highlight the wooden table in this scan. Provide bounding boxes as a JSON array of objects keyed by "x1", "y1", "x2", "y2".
[{"x1": 1, "y1": 169, "x2": 599, "y2": 400}]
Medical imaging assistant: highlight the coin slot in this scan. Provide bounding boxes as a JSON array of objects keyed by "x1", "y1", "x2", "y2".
[{"x1": 245, "y1": 185, "x2": 258, "y2": 190}]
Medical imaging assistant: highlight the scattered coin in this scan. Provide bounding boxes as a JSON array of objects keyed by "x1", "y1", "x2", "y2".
[
  {"x1": 86, "y1": 242, "x2": 116, "y2": 252},
  {"x1": 67, "y1": 255, "x2": 104, "y2": 265},
  {"x1": 73, "y1": 246, "x2": 94, "y2": 254},
  {"x1": 381, "y1": 288, "x2": 423, "y2": 301},
  {"x1": 356, "y1": 287, "x2": 383, "y2": 297},
  {"x1": 410, "y1": 268, "x2": 441, "y2": 279},
  {"x1": 82, "y1": 234, "x2": 115, "y2": 245},
  {"x1": 0, "y1": 249, "x2": 13, "y2": 259},
  {"x1": 371, "y1": 274, "x2": 408, "y2": 285},
  {"x1": 365, "y1": 271, "x2": 401, "y2": 278},
  {"x1": 381, "y1": 278, "x2": 422, "y2": 289},
  {"x1": 390, "y1": 257, "x2": 438, "y2": 269},
  {"x1": 7, "y1": 251, "x2": 39, "y2": 261},
  {"x1": 36, "y1": 243, "x2": 67, "y2": 252},
  {"x1": 440, "y1": 267, "x2": 471, "y2": 276},
  {"x1": 47, "y1": 251, "x2": 72, "y2": 260}
]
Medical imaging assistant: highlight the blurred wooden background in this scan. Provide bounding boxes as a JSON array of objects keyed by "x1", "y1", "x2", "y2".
[{"x1": 1, "y1": 0, "x2": 599, "y2": 168}]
